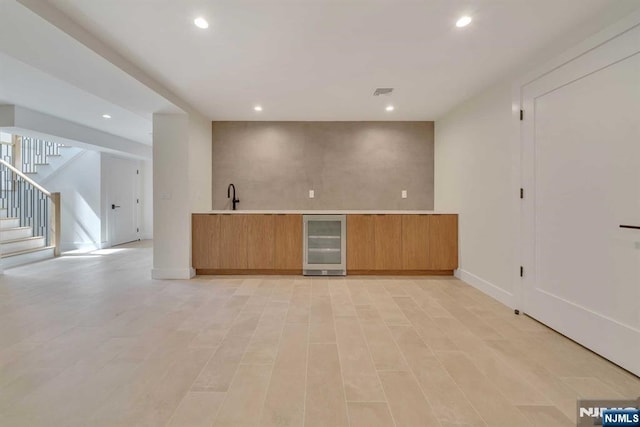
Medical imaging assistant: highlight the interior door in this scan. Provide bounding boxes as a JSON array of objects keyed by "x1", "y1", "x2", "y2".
[
  {"x1": 107, "y1": 156, "x2": 140, "y2": 246},
  {"x1": 521, "y1": 25, "x2": 640, "y2": 375}
]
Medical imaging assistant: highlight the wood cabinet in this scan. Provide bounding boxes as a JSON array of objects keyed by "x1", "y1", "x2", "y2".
[
  {"x1": 427, "y1": 215, "x2": 458, "y2": 270},
  {"x1": 192, "y1": 214, "x2": 302, "y2": 274},
  {"x1": 401, "y1": 215, "x2": 430, "y2": 270},
  {"x1": 274, "y1": 214, "x2": 302, "y2": 270},
  {"x1": 374, "y1": 215, "x2": 402, "y2": 270},
  {"x1": 218, "y1": 214, "x2": 248, "y2": 269},
  {"x1": 347, "y1": 215, "x2": 375, "y2": 270},
  {"x1": 247, "y1": 215, "x2": 275, "y2": 269},
  {"x1": 193, "y1": 213, "x2": 457, "y2": 275},
  {"x1": 192, "y1": 214, "x2": 220, "y2": 269}
]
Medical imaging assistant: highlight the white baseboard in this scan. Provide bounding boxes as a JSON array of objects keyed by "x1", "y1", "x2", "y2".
[
  {"x1": 455, "y1": 268, "x2": 515, "y2": 309},
  {"x1": 151, "y1": 267, "x2": 195, "y2": 280}
]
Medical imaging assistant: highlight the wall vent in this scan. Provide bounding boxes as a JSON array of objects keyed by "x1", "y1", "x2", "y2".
[{"x1": 373, "y1": 88, "x2": 394, "y2": 96}]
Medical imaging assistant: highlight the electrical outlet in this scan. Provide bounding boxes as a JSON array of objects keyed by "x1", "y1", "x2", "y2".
[
  {"x1": 309, "y1": 190, "x2": 315, "y2": 199},
  {"x1": 401, "y1": 190, "x2": 407, "y2": 199}
]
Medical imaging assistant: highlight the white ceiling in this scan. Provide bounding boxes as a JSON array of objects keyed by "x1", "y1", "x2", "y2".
[
  {"x1": 0, "y1": 0, "x2": 181, "y2": 145},
  {"x1": 44, "y1": 0, "x2": 640, "y2": 121}
]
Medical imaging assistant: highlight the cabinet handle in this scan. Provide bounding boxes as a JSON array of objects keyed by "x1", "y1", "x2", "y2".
[{"x1": 620, "y1": 225, "x2": 640, "y2": 230}]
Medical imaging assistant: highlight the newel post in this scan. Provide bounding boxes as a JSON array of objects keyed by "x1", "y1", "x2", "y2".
[{"x1": 51, "y1": 192, "x2": 61, "y2": 256}]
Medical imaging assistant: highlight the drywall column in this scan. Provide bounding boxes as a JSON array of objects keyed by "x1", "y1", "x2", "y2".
[
  {"x1": 152, "y1": 113, "x2": 193, "y2": 279},
  {"x1": 188, "y1": 114, "x2": 212, "y2": 212}
]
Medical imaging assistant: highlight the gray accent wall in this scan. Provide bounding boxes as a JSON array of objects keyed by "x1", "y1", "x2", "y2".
[{"x1": 212, "y1": 121, "x2": 434, "y2": 210}]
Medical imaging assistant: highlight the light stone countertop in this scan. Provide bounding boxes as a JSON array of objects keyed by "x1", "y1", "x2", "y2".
[{"x1": 194, "y1": 210, "x2": 457, "y2": 214}]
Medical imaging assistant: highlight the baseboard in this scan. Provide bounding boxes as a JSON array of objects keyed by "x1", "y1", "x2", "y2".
[
  {"x1": 454, "y1": 268, "x2": 515, "y2": 308},
  {"x1": 348, "y1": 270, "x2": 454, "y2": 276},
  {"x1": 151, "y1": 267, "x2": 196, "y2": 280},
  {"x1": 196, "y1": 269, "x2": 302, "y2": 275}
]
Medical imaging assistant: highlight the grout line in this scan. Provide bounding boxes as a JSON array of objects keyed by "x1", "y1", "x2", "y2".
[{"x1": 300, "y1": 283, "x2": 311, "y2": 427}]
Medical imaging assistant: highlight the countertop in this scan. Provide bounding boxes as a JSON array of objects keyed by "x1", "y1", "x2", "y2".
[{"x1": 195, "y1": 210, "x2": 457, "y2": 215}]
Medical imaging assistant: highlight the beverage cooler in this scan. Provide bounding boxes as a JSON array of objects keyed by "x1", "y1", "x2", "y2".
[{"x1": 303, "y1": 214, "x2": 346, "y2": 276}]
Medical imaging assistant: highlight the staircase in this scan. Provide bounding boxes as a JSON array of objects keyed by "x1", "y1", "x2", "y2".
[
  {"x1": 1, "y1": 135, "x2": 61, "y2": 268},
  {"x1": 1, "y1": 208, "x2": 54, "y2": 268}
]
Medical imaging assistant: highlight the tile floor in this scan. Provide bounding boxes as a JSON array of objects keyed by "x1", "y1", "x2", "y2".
[{"x1": 0, "y1": 241, "x2": 638, "y2": 426}]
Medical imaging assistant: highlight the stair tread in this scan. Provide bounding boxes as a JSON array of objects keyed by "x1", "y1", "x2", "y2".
[
  {"x1": 0, "y1": 217, "x2": 19, "y2": 221},
  {"x1": 1, "y1": 226, "x2": 31, "y2": 231},
  {"x1": 1, "y1": 245, "x2": 54, "y2": 258},
  {"x1": 0, "y1": 236, "x2": 44, "y2": 244}
]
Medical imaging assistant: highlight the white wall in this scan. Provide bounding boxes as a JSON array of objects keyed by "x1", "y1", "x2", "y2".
[
  {"x1": 435, "y1": 82, "x2": 517, "y2": 307},
  {"x1": 140, "y1": 159, "x2": 153, "y2": 240},
  {"x1": 46, "y1": 150, "x2": 104, "y2": 251}
]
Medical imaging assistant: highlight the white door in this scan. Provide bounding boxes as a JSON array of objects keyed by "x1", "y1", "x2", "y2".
[
  {"x1": 521, "y1": 25, "x2": 640, "y2": 375},
  {"x1": 106, "y1": 156, "x2": 140, "y2": 246}
]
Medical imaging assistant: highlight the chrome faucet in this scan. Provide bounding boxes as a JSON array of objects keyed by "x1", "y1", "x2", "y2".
[{"x1": 227, "y1": 183, "x2": 240, "y2": 210}]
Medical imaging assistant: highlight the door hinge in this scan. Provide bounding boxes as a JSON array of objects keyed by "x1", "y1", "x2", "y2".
[
  {"x1": 137, "y1": 227, "x2": 139, "y2": 233},
  {"x1": 520, "y1": 188, "x2": 524, "y2": 199},
  {"x1": 136, "y1": 198, "x2": 139, "y2": 204},
  {"x1": 520, "y1": 266, "x2": 524, "y2": 277},
  {"x1": 136, "y1": 169, "x2": 139, "y2": 175},
  {"x1": 519, "y1": 109, "x2": 524, "y2": 121}
]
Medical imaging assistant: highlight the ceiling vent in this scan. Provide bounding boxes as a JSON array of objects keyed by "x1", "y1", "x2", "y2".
[{"x1": 373, "y1": 88, "x2": 394, "y2": 96}]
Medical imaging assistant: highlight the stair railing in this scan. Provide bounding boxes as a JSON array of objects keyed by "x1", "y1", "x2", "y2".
[
  {"x1": 20, "y1": 136, "x2": 64, "y2": 174},
  {"x1": 0, "y1": 158, "x2": 60, "y2": 256}
]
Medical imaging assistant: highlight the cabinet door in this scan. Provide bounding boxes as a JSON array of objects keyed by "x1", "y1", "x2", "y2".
[
  {"x1": 192, "y1": 214, "x2": 220, "y2": 269},
  {"x1": 402, "y1": 215, "x2": 430, "y2": 270},
  {"x1": 347, "y1": 215, "x2": 375, "y2": 270},
  {"x1": 274, "y1": 214, "x2": 302, "y2": 270},
  {"x1": 374, "y1": 215, "x2": 403, "y2": 270},
  {"x1": 218, "y1": 214, "x2": 248, "y2": 269},
  {"x1": 427, "y1": 215, "x2": 458, "y2": 270},
  {"x1": 247, "y1": 215, "x2": 275, "y2": 269}
]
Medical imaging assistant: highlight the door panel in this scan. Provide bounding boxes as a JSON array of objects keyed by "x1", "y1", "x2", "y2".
[
  {"x1": 374, "y1": 215, "x2": 402, "y2": 270},
  {"x1": 522, "y1": 28, "x2": 640, "y2": 375},
  {"x1": 192, "y1": 215, "x2": 220, "y2": 269},
  {"x1": 427, "y1": 215, "x2": 458, "y2": 270},
  {"x1": 347, "y1": 215, "x2": 375, "y2": 270},
  {"x1": 247, "y1": 215, "x2": 275, "y2": 269},
  {"x1": 274, "y1": 214, "x2": 302, "y2": 270},
  {"x1": 402, "y1": 215, "x2": 430, "y2": 270},
  {"x1": 218, "y1": 214, "x2": 248, "y2": 269}
]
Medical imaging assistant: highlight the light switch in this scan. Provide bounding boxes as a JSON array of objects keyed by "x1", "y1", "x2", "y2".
[
  {"x1": 309, "y1": 190, "x2": 315, "y2": 199},
  {"x1": 402, "y1": 190, "x2": 407, "y2": 199}
]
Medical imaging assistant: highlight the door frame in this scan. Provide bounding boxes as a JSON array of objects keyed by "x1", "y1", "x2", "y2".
[{"x1": 104, "y1": 154, "x2": 141, "y2": 248}]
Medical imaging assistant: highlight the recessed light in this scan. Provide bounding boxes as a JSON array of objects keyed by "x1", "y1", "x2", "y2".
[
  {"x1": 385, "y1": 105, "x2": 395, "y2": 112},
  {"x1": 456, "y1": 16, "x2": 472, "y2": 28},
  {"x1": 194, "y1": 17, "x2": 209, "y2": 29},
  {"x1": 102, "y1": 114, "x2": 111, "y2": 119},
  {"x1": 254, "y1": 105, "x2": 263, "y2": 112}
]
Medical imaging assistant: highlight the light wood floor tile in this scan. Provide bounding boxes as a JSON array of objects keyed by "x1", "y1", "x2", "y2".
[
  {"x1": 379, "y1": 370, "x2": 440, "y2": 426},
  {"x1": 167, "y1": 391, "x2": 226, "y2": 427},
  {"x1": 334, "y1": 317, "x2": 386, "y2": 402},
  {"x1": 0, "y1": 241, "x2": 638, "y2": 427},
  {"x1": 347, "y1": 402, "x2": 395, "y2": 427},
  {"x1": 305, "y1": 343, "x2": 349, "y2": 427},
  {"x1": 260, "y1": 323, "x2": 308, "y2": 427},
  {"x1": 212, "y1": 363, "x2": 272, "y2": 427},
  {"x1": 517, "y1": 405, "x2": 574, "y2": 427}
]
